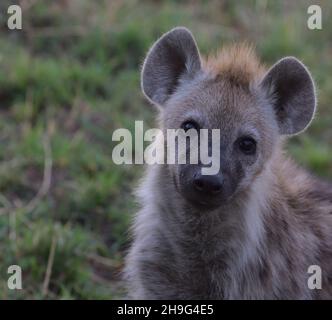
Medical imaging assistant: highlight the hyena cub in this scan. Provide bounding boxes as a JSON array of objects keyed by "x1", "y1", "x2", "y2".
[{"x1": 124, "y1": 27, "x2": 332, "y2": 299}]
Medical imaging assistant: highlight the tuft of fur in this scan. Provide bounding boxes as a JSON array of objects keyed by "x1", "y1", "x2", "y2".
[{"x1": 203, "y1": 43, "x2": 266, "y2": 87}]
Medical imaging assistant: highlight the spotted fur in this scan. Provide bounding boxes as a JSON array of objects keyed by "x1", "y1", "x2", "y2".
[{"x1": 124, "y1": 27, "x2": 332, "y2": 299}]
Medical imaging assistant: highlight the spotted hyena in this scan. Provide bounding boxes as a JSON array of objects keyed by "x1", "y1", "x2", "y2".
[{"x1": 124, "y1": 27, "x2": 332, "y2": 299}]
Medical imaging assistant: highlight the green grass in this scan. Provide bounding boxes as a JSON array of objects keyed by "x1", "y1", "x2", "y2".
[{"x1": 0, "y1": 0, "x2": 331, "y2": 299}]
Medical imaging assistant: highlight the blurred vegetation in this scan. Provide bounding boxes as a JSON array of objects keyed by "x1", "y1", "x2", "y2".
[{"x1": 0, "y1": 0, "x2": 331, "y2": 299}]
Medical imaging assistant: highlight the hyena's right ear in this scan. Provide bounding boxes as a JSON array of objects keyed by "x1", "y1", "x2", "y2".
[{"x1": 141, "y1": 27, "x2": 202, "y2": 107}]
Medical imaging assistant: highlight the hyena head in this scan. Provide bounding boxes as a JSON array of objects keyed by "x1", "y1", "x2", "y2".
[{"x1": 141, "y1": 27, "x2": 316, "y2": 209}]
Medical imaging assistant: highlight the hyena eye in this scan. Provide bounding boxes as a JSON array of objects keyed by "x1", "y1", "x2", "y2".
[
  {"x1": 237, "y1": 137, "x2": 257, "y2": 155},
  {"x1": 181, "y1": 121, "x2": 200, "y2": 132}
]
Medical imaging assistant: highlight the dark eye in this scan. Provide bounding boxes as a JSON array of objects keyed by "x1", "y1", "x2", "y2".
[
  {"x1": 181, "y1": 121, "x2": 200, "y2": 132},
  {"x1": 237, "y1": 137, "x2": 257, "y2": 155}
]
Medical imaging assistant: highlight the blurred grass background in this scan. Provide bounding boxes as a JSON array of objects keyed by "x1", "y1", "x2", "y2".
[{"x1": 0, "y1": 0, "x2": 331, "y2": 299}]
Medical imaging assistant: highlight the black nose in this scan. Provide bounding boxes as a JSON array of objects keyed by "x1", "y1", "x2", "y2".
[{"x1": 193, "y1": 173, "x2": 223, "y2": 194}]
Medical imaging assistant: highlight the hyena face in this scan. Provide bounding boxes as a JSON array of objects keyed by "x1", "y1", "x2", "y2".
[
  {"x1": 141, "y1": 27, "x2": 316, "y2": 209},
  {"x1": 162, "y1": 77, "x2": 279, "y2": 208}
]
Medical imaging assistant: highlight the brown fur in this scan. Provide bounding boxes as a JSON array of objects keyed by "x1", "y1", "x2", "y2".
[
  {"x1": 124, "y1": 27, "x2": 331, "y2": 300},
  {"x1": 204, "y1": 43, "x2": 266, "y2": 86}
]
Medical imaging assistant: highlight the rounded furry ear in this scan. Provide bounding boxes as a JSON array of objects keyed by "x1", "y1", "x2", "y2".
[
  {"x1": 260, "y1": 57, "x2": 316, "y2": 135},
  {"x1": 141, "y1": 27, "x2": 201, "y2": 107}
]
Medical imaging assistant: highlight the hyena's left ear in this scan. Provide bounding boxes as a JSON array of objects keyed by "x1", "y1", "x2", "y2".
[
  {"x1": 260, "y1": 57, "x2": 316, "y2": 135},
  {"x1": 141, "y1": 27, "x2": 202, "y2": 107}
]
